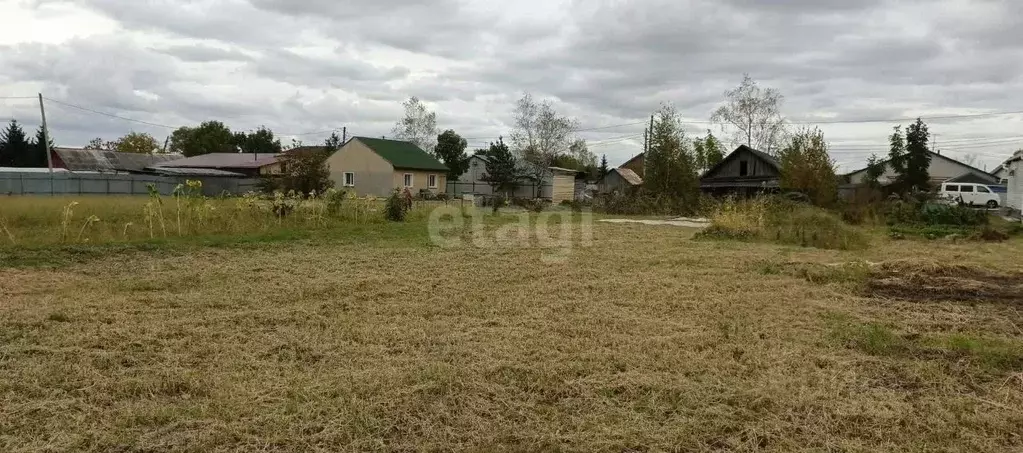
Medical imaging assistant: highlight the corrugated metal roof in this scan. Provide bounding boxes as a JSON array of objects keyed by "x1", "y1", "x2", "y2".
[
  {"x1": 54, "y1": 148, "x2": 183, "y2": 172},
  {"x1": 0, "y1": 167, "x2": 71, "y2": 173},
  {"x1": 155, "y1": 153, "x2": 280, "y2": 169},
  {"x1": 145, "y1": 166, "x2": 246, "y2": 177}
]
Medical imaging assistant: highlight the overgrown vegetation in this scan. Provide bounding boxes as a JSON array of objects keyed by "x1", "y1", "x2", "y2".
[
  {"x1": 0, "y1": 186, "x2": 456, "y2": 248},
  {"x1": 696, "y1": 197, "x2": 868, "y2": 250}
]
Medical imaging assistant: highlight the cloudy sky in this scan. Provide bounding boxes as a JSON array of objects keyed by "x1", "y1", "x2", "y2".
[{"x1": 2, "y1": 0, "x2": 1023, "y2": 171}]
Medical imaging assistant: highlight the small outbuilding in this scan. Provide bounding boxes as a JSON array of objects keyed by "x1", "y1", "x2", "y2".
[{"x1": 599, "y1": 167, "x2": 643, "y2": 194}]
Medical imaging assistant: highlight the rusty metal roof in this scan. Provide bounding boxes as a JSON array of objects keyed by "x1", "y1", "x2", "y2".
[{"x1": 54, "y1": 148, "x2": 184, "y2": 172}]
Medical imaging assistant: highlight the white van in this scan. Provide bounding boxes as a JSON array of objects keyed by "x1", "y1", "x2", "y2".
[{"x1": 939, "y1": 183, "x2": 1000, "y2": 209}]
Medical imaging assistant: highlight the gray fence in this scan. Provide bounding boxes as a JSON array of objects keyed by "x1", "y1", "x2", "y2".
[
  {"x1": 0, "y1": 172, "x2": 261, "y2": 197},
  {"x1": 446, "y1": 180, "x2": 553, "y2": 199}
]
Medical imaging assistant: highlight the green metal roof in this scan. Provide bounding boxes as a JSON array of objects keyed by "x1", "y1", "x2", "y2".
[{"x1": 354, "y1": 137, "x2": 448, "y2": 171}]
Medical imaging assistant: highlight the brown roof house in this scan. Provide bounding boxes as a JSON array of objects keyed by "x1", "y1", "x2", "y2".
[
  {"x1": 700, "y1": 145, "x2": 781, "y2": 196},
  {"x1": 325, "y1": 137, "x2": 448, "y2": 197},
  {"x1": 620, "y1": 153, "x2": 645, "y2": 178}
]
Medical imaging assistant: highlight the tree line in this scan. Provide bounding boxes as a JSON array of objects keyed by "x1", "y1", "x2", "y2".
[{"x1": 0, "y1": 120, "x2": 54, "y2": 168}]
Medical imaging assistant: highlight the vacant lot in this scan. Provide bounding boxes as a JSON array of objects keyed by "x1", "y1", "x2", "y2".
[{"x1": 1, "y1": 220, "x2": 1022, "y2": 452}]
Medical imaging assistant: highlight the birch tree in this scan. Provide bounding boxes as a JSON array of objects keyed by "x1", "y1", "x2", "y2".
[
  {"x1": 392, "y1": 96, "x2": 438, "y2": 152},
  {"x1": 711, "y1": 74, "x2": 787, "y2": 154}
]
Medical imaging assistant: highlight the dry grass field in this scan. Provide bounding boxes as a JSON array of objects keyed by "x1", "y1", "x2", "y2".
[{"x1": 1, "y1": 217, "x2": 1022, "y2": 452}]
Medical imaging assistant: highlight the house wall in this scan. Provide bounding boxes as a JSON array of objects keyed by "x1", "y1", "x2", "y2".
[
  {"x1": 392, "y1": 170, "x2": 447, "y2": 195},
  {"x1": 325, "y1": 140, "x2": 395, "y2": 197},
  {"x1": 259, "y1": 162, "x2": 283, "y2": 176},
  {"x1": 621, "y1": 154, "x2": 645, "y2": 178},
  {"x1": 1008, "y1": 160, "x2": 1023, "y2": 211}
]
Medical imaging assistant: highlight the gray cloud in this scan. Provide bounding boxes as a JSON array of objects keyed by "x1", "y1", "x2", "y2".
[
  {"x1": 6, "y1": 0, "x2": 1023, "y2": 171},
  {"x1": 156, "y1": 44, "x2": 254, "y2": 63}
]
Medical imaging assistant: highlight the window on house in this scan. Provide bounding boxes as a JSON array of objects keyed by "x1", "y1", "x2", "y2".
[
  {"x1": 343, "y1": 172, "x2": 355, "y2": 187},
  {"x1": 945, "y1": 185, "x2": 959, "y2": 192},
  {"x1": 739, "y1": 160, "x2": 749, "y2": 177},
  {"x1": 1001, "y1": 178, "x2": 1009, "y2": 185},
  {"x1": 403, "y1": 173, "x2": 413, "y2": 188},
  {"x1": 428, "y1": 174, "x2": 438, "y2": 188},
  {"x1": 977, "y1": 186, "x2": 991, "y2": 193}
]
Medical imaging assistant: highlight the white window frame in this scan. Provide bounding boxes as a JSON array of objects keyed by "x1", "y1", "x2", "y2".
[
  {"x1": 403, "y1": 173, "x2": 413, "y2": 188},
  {"x1": 428, "y1": 174, "x2": 438, "y2": 189},
  {"x1": 343, "y1": 172, "x2": 355, "y2": 187}
]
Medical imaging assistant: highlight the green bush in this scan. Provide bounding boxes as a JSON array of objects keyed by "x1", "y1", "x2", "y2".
[
  {"x1": 885, "y1": 201, "x2": 988, "y2": 227},
  {"x1": 384, "y1": 189, "x2": 408, "y2": 222}
]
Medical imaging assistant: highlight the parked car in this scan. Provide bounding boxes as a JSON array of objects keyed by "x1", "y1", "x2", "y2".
[{"x1": 939, "y1": 183, "x2": 1001, "y2": 208}]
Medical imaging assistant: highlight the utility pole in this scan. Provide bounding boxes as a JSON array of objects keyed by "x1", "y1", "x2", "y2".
[
  {"x1": 648, "y1": 114, "x2": 654, "y2": 152},
  {"x1": 38, "y1": 94, "x2": 53, "y2": 173}
]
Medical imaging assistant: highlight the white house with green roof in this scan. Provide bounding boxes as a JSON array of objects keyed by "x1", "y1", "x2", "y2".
[{"x1": 325, "y1": 137, "x2": 449, "y2": 197}]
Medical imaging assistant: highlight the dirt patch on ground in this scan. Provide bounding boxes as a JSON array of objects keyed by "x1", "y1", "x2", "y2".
[{"x1": 865, "y1": 262, "x2": 1023, "y2": 304}]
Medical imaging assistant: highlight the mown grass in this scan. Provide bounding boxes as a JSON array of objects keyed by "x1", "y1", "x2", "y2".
[{"x1": 1, "y1": 215, "x2": 1022, "y2": 451}]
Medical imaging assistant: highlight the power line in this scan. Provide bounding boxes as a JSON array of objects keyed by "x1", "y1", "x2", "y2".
[{"x1": 44, "y1": 97, "x2": 178, "y2": 129}]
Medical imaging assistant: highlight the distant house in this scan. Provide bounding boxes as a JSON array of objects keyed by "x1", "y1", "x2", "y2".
[
  {"x1": 994, "y1": 162, "x2": 1011, "y2": 185},
  {"x1": 325, "y1": 137, "x2": 448, "y2": 197},
  {"x1": 620, "y1": 153, "x2": 645, "y2": 179},
  {"x1": 153, "y1": 153, "x2": 283, "y2": 177},
  {"x1": 53, "y1": 148, "x2": 184, "y2": 173},
  {"x1": 452, "y1": 154, "x2": 579, "y2": 202},
  {"x1": 1002, "y1": 150, "x2": 1023, "y2": 212},
  {"x1": 844, "y1": 151, "x2": 999, "y2": 188},
  {"x1": 700, "y1": 145, "x2": 780, "y2": 196},
  {"x1": 599, "y1": 167, "x2": 643, "y2": 194}
]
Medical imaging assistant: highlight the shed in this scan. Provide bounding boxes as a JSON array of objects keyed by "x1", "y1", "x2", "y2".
[
  {"x1": 599, "y1": 167, "x2": 643, "y2": 194},
  {"x1": 548, "y1": 166, "x2": 581, "y2": 203}
]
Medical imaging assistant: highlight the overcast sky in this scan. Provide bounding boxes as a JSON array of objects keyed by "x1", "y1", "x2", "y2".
[{"x1": 2, "y1": 0, "x2": 1023, "y2": 171}]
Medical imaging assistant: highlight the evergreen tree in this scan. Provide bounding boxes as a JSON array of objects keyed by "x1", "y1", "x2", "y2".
[
  {"x1": 323, "y1": 131, "x2": 343, "y2": 152},
  {"x1": 0, "y1": 120, "x2": 31, "y2": 167},
  {"x1": 863, "y1": 154, "x2": 885, "y2": 190},
  {"x1": 693, "y1": 137, "x2": 706, "y2": 173},
  {"x1": 703, "y1": 131, "x2": 725, "y2": 170},
  {"x1": 643, "y1": 103, "x2": 699, "y2": 205},
  {"x1": 480, "y1": 137, "x2": 520, "y2": 197},
  {"x1": 29, "y1": 126, "x2": 54, "y2": 167},
  {"x1": 888, "y1": 126, "x2": 906, "y2": 185},
  {"x1": 598, "y1": 154, "x2": 609, "y2": 178},
  {"x1": 903, "y1": 118, "x2": 932, "y2": 192}
]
